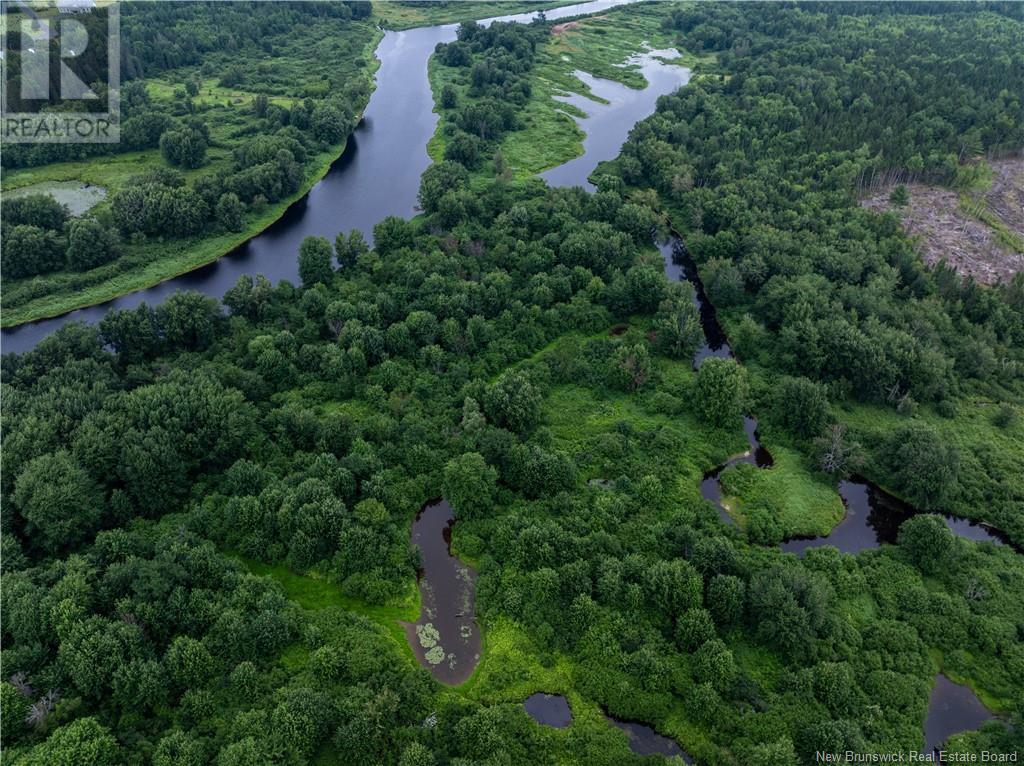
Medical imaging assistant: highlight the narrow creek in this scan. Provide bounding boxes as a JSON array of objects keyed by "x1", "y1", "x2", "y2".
[
  {"x1": 522, "y1": 693, "x2": 694, "y2": 762},
  {"x1": 781, "y1": 478, "x2": 1015, "y2": 556},
  {"x1": 403, "y1": 499, "x2": 480, "y2": 685},
  {"x1": 658, "y1": 237, "x2": 1017, "y2": 557},
  {"x1": 658, "y1": 234, "x2": 1010, "y2": 762},
  {"x1": 397, "y1": 2, "x2": 696, "y2": 687}
]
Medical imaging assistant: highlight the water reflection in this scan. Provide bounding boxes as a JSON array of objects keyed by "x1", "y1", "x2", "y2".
[
  {"x1": 781, "y1": 478, "x2": 1015, "y2": 556},
  {"x1": 606, "y1": 716, "x2": 692, "y2": 762},
  {"x1": 2, "y1": 0, "x2": 645, "y2": 354},
  {"x1": 542, "y1": 48, "x2": 691, "y2": 191}
]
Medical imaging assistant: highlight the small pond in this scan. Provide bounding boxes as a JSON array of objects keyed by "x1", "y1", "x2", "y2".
[
  {"x1": 524, "y1": 693, "x2": 573, "y2": 728},
  {"x1": 403, "y1": 499, "x2": 480, "y2": 685},
  {"x1": 923, "y1": 674, "x2": 994, "y2": 755},
  {"x1": 607, "y1": 717, "x2": 693, "y2": 762},
  {"x1": 4, "y1": 180, "x2": 107, "y2": 216}
]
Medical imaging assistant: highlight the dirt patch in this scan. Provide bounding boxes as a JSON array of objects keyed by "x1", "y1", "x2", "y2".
[
  {"x1": 551, "y1": 20, "x2": 581, "y2": 35},
  {"x1": 551, "y1": 15, "x2": 606, "y2": 36},
  {"x1": 861, "y1": 157, "x2": 1024, "y2": 285}
]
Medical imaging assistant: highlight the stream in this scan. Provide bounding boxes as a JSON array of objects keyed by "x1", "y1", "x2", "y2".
[{"x1": 658, "y1": 238, "x2": 1017, "y2": 556}]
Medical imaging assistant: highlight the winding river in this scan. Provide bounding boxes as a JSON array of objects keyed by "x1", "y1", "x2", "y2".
[
  {"x1": 8, "y1": 2, "x2": 1011, "y2": 755},
  {"x1": 2, "y1": 0, "x2": 657, "y2": 354}
]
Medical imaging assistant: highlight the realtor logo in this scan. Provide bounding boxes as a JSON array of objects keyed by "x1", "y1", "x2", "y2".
[{"x1": 1, "y1": 0, "x2": 120, "y2": 143}]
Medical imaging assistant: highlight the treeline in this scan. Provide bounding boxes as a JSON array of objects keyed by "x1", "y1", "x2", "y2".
[
  {"x1": 120, "y1": 1, "x2": 371, "y2": 81},
  {"x1": 434, "y1": 20, "x2": 547, "y2": 169},
  {"x1": 611, "y1": 4, "x2": 1024, "y2": 407},
  {"x1": 4, "y1": 98, "x2": 351, "y2": 283},
  {"x1": 1, "y1": 196, "x2": 119, "y2": 280}
]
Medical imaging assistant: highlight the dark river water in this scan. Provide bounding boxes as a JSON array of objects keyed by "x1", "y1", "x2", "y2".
[
  {"x1": 522, "y1": 693, "x2": 692, "y2": 761},
  {"x1": 781, "y1": 478, "x2": 1015, "y2": 556},
  {"x1": 657, "y1": 235, "x2": 1011, "y2": 764},
  {"x1": 607, "y1": 717, "x2": 693, "y2": 762},
  {"x1": 2, "y1": 0, "x2": 654, "y2": 354},
  {"x1": 403, "y1": 499, "x2": 480, "y2": 685}
]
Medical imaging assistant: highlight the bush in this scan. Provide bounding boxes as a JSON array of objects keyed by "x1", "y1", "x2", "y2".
[{"x1": 67, "y1": 219, "x2": 120, "y2": 271}]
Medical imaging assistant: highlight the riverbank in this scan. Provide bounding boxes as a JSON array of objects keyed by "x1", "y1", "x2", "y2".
[
  {"x1": 374, "y1": 0, "x2": 582, "y2": 30},
  {"x1": 1, "y1": 22, "x2": 383, "y2": 329},
  {"x1": 2, "y1": 142, "x2": 352, "y2": 328}
]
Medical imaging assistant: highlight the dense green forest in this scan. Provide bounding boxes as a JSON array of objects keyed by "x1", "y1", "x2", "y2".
[{"x1": 3, "y1": 3, "x2": 1024, "y2": 766}]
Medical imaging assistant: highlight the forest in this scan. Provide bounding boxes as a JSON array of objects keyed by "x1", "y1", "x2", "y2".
[{"x1": 2, "y1": 2, "x2": 1023, "y2": 766}]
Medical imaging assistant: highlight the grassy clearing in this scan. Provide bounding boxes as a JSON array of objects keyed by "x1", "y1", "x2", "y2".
[
  {"x1": 373, "y1": 0, "x2": 582, "y2": 30},
  {"x1": 718, "y1": 445, "x2": 845, "y2": 538},
  {"x1": 1, "y1": 146, "x2": 345, "y2": 327},
  {"x1": 230, "y1": 553, "x2": 420, "y2": 664},
  {"x1": 538, "y1": 334, "x2": 748, "y2": 510},
  {"x1": 459, "y1": 617, "x2": 573, "y2": 699}
]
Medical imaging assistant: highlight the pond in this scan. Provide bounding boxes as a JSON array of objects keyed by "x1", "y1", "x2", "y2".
[
  {"x1": 923, "y1": 674, "x2": 994, "y2": 755},
  {"x1": 4, "y1": 180, "x2": 107, "y2": 216},
  {"x1": 402, "y1": 499, "x2": 480, "y2": 685},
  {"x1": 524, "y1": 693, "x2": 573, "y2": 728}
]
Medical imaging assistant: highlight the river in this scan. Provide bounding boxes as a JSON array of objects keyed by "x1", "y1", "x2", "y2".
[{"x1": 2, "y1": 0, "x2": 655, "y2": 354}]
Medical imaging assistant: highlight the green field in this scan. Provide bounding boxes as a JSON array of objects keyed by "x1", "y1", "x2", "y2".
[{"x1": 374, "y1": 0, "x2": 582, "y2": 30}]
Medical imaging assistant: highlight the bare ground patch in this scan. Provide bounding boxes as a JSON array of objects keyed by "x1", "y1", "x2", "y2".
[
  {"x1": 551, "y1": 15, "x2": 607, "y2": 36},
  {"x1": 862, "y1": 157, "x2": 1024, "y2": 285}
]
